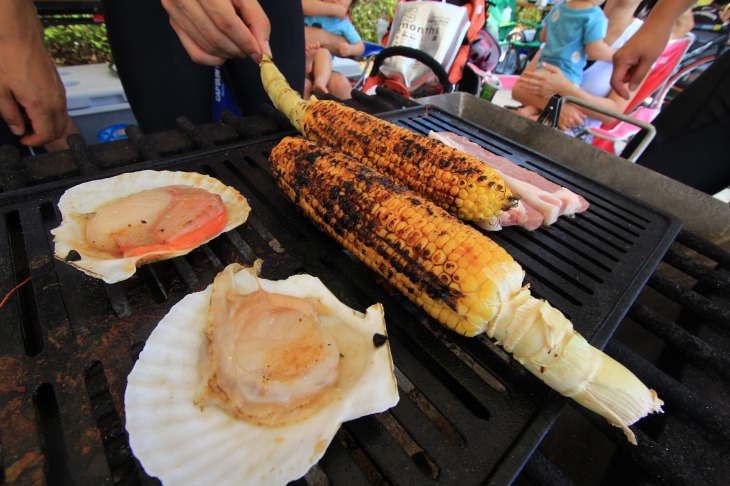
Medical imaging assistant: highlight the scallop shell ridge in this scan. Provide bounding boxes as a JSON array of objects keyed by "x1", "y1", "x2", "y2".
[{"x1": 51, "y1": 170, "x2": 250, "y2": 283}]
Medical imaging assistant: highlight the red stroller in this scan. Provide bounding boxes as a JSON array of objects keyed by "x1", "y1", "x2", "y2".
[{"x1": 360, "y1": 0, "x2": 487, "y2": 98}]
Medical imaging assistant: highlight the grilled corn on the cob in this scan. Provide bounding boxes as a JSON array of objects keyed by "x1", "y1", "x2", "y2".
[
  {"x1": 260, "y1": 55, "x2": 518, "y2": 222},
  {"x1": 270, "y1": 136, "x2": 663, "y2": 444}
]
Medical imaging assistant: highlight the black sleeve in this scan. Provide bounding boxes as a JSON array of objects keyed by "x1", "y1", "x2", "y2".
[{"x1": 101, "y1": 0, "x2": 305, "y2": 132}]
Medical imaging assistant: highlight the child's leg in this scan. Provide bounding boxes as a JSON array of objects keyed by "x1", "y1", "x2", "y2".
[
  {"x1": 327, "y1": 72, "x2": 353, "y2": 100},
  {"x1": 305, "y1": 41, "x2": 321, "y2": 76},
  {"x1": 311, "y1": 48, "x2": 333, "y2": 95}
]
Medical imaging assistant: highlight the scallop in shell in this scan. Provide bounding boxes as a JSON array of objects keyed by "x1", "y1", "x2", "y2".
[
  {"x1": 51, "y1": 170, "x2": 250, "y2": 283},
  {"x1": 125, "y1": 262, "x2": 399, "y2": 485}
]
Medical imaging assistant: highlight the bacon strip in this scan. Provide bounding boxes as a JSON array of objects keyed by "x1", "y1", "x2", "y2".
[{"x1": 430, "y1": 132, "x2": 589, "y2": 230}]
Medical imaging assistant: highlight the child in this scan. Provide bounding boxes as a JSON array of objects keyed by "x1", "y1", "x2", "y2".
[
  {"x1": 303, "y1": 0, "x2": 366, "y2": 58},
  {"x1": 303, "y1": 42, "x2": 353, "y2": 99},
  {"x1": 518, "y1": 0, "x2": 616, "y2": 117}
]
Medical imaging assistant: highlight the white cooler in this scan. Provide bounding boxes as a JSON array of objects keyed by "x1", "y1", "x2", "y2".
[{"x1": 59, "y1": 63, "x2": 138, "y2": 144}]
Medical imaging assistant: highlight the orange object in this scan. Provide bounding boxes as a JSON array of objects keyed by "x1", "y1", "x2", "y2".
[{"x1": 124, "y1": 210, "x2": 227, "y2": 257}]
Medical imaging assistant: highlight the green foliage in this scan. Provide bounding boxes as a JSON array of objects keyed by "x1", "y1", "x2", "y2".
[
  {"x1": 350, "y1": 0, "x2": 398, "y2": 43},
  {"x1": 43, "y1": 4, "x2": 397, "y2": 66},
  {"x1": 515, "y1": 6, "x2": 544, "y2": 24},
  {"x1": 44, "y1": 17, "x2": 112, "y2": 66}
]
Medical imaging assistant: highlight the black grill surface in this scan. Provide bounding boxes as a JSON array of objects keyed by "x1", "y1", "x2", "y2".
[{"x1": 2, "y1": 104, "x2": 729, "y2": 486}]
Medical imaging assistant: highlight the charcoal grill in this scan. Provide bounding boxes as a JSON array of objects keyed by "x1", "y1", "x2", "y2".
[{"x1": 1, "y1": 90, "x2": 729, "y2": 485}]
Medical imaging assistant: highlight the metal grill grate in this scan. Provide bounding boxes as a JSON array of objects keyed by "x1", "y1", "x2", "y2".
[{"x1": 1, "y1": 103, "x2": 728, "y2": 486}]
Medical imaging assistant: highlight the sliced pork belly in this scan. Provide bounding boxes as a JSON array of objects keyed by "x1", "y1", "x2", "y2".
[
  {"x1": 430, "y1": 132, "x2": 589, "y2": 228},
  {"x1": 476, "y1": 200, "x2": 544, "y2": 232}
]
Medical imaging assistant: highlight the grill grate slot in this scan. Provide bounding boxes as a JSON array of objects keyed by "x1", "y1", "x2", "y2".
[
  {"x1": 648, "y1": 271, "x2": 730, "y2": 323},
  {"x1": 628, "y1": 301, "x2": 730, "y2": 375},
  {"x1": 607, "y1": 339, "x2": 730, "y2": 441},
  {"x1": 3, "y1": 210, "x2": 43, "y2": 356},
  {"x1": 85, "y1": 361, "x2": 141, "y2": 483},
  {"x1": 35, "y1": 383, "x2": 73, "y2": 485},
  {"x1": 324, "y1": 428, "x2": 385, "y2": 485},
  {"x1": 522, "y1": 450, "x2": 574, "y2": 486}
]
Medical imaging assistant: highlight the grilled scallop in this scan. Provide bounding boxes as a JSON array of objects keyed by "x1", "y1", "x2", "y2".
[
  {"x1": 125, "y1": 262, "x2": 399, "y2": 485},
  {"x1": 51, "y1": 170, "x2": 250, "y2": 283}
]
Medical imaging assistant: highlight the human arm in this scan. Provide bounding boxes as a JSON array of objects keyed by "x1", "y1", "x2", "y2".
[
  {"x1": 610, "y1": 0, "x2": 697, "y2": 98},
  {"x1": 586, "y1": 40, "x2": 616, "y2": 62},
  {"x1": 302, "y1": 0, "x2": 349, "y2": 19},
  {"x1": 0, "y1": 0, "x2": 76, "y2": 149},
  {"x1": 512, "y1": 56, "x2": 587, "y2": 129},
  {"x1": 332, "y1": 40, "x2": 365, "y2": 57},
  {"x1": 160, "y1": 0, "x2": 272, "y2": 66},
  {"x1": 513, "y1": 59, "x2": 638, "y2": 127},
  {"x1": 305, "y1": 26, "x2": 350, "y2": 54},
  {"x1": 330, "y1": 18, "x2": 365, "y2": 57}
]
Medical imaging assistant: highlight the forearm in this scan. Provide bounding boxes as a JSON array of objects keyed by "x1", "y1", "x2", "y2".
[
  {"x1": 305, "y1": 26, "x2": 348, "y2": 52},
  {"x1": 337, "y1": 40, "x2": 365, "y2": 57},
  {"x1": 586, "y1": 41, "x2": 616, "y2": 62},
  {"x1": 571, "y1": 91, "x2": 632, "y2": 124},
  {"x1": 643, "y1": 0, "x2": 698, "y2": 36},
  {"x1": 0, "y1": 0, "x2": 70, "y2": 146},
  {"x1": 350, "y1": 40, "x2": 365, "y2": 57},
  {"x1": 512, "y1": 62, "x2": 577, "y2": 110},
  {"x1": 611, "y1": 0, "x2": 696, "y2": 96},
  {"x1": 555, "y1": 78, "x2": 633, "y2": 121},
  {"x1": 511, "y1": 81, "x2": 551, "y2": 109},
  {"x1": 302, "y1": 0, "x2": 347, "y2": 18},
  {"x1": 513, "y1": 73, "x2": 629, "y2": 122},
  {"x1": 0, "y1": 0, "x2": 45, "y2": 57}
]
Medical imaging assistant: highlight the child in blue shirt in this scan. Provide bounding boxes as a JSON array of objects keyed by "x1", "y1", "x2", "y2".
[
  {"x1": 304, "y1": 0, "x2": 365, "y2": 58},
  {"x1": 538, "y1": 0, "x2": 616, "y2": 85},
  {"x1": 517, "y1": 0, "x2": 615, "y2": 118}
]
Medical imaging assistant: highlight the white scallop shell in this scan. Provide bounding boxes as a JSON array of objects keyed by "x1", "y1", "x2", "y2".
[
  {"x1": 51, "y1": 170, "x2": 250, "y2": 283},
  {"x1": 124, "y1": 265, "x2": 399, "y2": 486}
]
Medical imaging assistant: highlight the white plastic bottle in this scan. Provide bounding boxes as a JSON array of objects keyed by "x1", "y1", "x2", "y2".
[
  {"x1": 377, "y1": 18, "x2": 388, "y2": 44},
  {"x1": 501, "y1": 6, "x2": 512, "y2": 25}
]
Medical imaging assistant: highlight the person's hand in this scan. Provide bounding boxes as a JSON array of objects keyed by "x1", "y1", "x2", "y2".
[
  {"x1": 0, "y1": 1, "x2": 72, "y2": 148},
  {"x1": 610, "y1": 0, "x2": 697, "y2": 99},
  {"x1": 161, "y1": 0, "x2": 272, "y2": 65},
  {"x1": 610, "y1": 28, "x2": 670, "y2": 99},
  {"x1": 328, "y1": 4, "x2": 349, "y2": 19},
  {"x1": 332, "y1": 42, "x2": 351, "y2": 58},
  {"x1": 43, "y1": 118, "x2": 80, "y2": 152},
  {"x1": 556, "y1": 103, "x2": 587, "y2": 131},
  {"x1": 518, "y1": 63, "x2": 571, "y2": 98}
]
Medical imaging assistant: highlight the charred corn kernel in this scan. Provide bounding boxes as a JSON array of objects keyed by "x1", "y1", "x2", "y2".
[
  {"x1": 259, "y1": 56, "x2": 518, "y2": 222},
  {"x1": 269, "y1": 134, "x2": 664, "y2": 445}
]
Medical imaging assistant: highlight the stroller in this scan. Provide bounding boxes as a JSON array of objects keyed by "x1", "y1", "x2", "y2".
[{"x1": 360, "y1": 0, "x2": 488, "y2": 98}]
